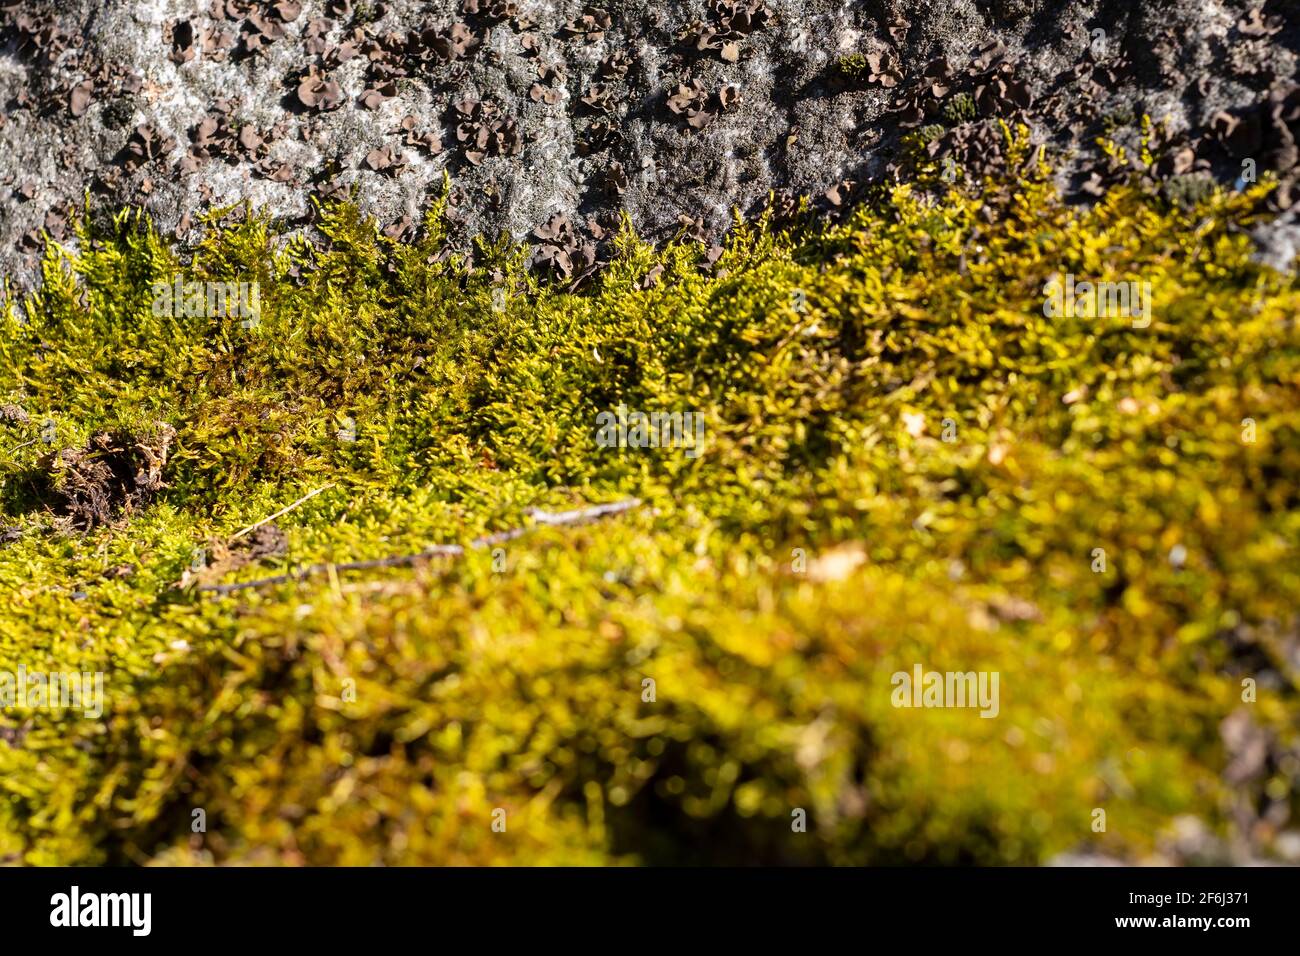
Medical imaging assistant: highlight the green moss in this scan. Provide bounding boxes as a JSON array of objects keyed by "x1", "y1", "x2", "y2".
[
  {"x1": 831, "y1": 53, "x2": 871, "y2": 82},
  {"x1": 942, "y1": 91, "x2": 977, "y2": 124},
  {"x1": 101, "y1": 97, "x2": 135, "y2": 131},
  {"x1": 917, "y1": 123, "x2": 947, "y2": 146},
  {"x1": 0, "y1": 141, "x2": 1298, "y2": 865},
  {"x1": 1102, "y1": 105, "x2": 1138, "y2": 135},
  {"x1": 1162, "y1": 172, "x2": 1217, "y2": 209}
]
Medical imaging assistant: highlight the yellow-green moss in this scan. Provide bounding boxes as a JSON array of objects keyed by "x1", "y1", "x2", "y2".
[{"x1": 0, "y1": 137, "x2": 1297, "y2": 865}]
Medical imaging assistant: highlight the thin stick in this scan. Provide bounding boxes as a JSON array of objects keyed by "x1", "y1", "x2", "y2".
[
  {"x1": 525, "y1": 499, "x2": 642, "y2": 525},
  {"x1": 230, "y1": 484, "x2": 335, "y2": 541},
  {"x1": 198, "y1": 498, "x2": 642, "y2": 596}
]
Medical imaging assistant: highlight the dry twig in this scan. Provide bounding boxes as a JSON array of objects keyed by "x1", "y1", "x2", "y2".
[{"x1": 197, "y1": 498, "x2": 642, "y2": 595}]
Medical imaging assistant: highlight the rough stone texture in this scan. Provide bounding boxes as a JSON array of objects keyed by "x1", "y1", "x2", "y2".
[{"x1": 0, "y1": 0, "x2": 1297, "y2": 287}]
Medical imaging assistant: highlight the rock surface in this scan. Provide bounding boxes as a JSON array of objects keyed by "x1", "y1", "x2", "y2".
[{"x1": 0, "y1": 0, "x2": 1297, "y2": 286}]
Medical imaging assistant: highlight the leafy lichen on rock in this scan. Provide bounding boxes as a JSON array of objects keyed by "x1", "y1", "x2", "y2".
[{"x1": 1, "y1": 0, "x2": 1298, "y2": 287}]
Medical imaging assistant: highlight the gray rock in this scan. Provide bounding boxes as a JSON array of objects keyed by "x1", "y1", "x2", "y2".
[
  {"x1": 1253, "y1": 205, "x2": 1300, "y2": 272},
  {"x1": 0, "y1": 0, "x2": 1296, "y2": 288}
]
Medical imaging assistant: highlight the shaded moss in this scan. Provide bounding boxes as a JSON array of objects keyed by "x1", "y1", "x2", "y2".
[
  {"x1": 943, "y1": 91, "x2": 977, "y2": 124},
  {"x1": 1162, "y1": 171, "x2": 1217, "y2": 209},
  {"x1": 831, "y1": 53, "x2": 871, "y2": 81}
]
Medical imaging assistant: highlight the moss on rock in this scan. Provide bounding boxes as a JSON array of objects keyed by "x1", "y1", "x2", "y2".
[{"x1": 0, "y1": 141, "x2": 1298, "y2": 865}]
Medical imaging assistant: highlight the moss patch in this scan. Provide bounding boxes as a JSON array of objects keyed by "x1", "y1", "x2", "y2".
[{"x1": 1, "y1": 137, "x2": 1298, "y2": 865}]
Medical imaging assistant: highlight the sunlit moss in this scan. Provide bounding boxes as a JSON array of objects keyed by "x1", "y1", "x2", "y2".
[{"x1": 0, "y1": 140, "x2": 1297, "y2": 865}]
